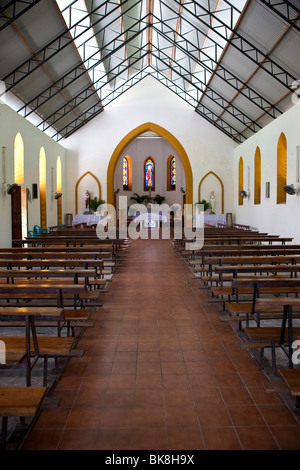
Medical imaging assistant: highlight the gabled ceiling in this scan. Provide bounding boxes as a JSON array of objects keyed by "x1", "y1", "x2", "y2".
[{"x1": 0, "y1": 0, "x2": 299, "y2": 143}]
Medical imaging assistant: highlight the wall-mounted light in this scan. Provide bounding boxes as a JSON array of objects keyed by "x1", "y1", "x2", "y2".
[
  {"x1": 240, "y1": 189, "x2": 249, "y2": 199},
  {"x1": 283, "y1": 184, "x2": 300, "y2": 196}
]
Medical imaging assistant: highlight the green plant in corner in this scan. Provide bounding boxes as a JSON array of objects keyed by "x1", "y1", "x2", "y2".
[{"x1": 89, "y1": 196, "x2": 105, "y2": 212}]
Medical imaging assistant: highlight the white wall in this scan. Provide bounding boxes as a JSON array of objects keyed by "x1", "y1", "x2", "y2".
[
  {"x1": 63, "y1": 76, "x2": 236, "y2": 216},
  {"x1": 0, "y1": 104, "x2": 66, "y2": 246},
  {"x1": 234, "y1": 102, "x2": 300, "y2": 243}
]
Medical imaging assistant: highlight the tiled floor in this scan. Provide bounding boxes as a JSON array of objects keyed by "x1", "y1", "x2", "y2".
[{"x1": 22, "y1": 238, "x2": 300, "y2": 450}]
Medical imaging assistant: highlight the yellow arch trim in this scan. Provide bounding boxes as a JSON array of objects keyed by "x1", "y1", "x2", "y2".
[
  {"x1": 75, "y1": 171, "x2": 101, "y2": 214},
  {"x1": 198, "y1": 171, "x2": 224, "y2": 214},
  {"x1": 107, "y1": 122, "x2": 193, "y2": 206}
]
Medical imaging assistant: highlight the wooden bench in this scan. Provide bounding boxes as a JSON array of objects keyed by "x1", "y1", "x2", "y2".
[
  {"x1": 0, "y1": 306, "x2": 93, "y2": 337},
  {"x1": 278, "y1": 369, "x2": 300, "y2": 408},
  {"x1": 0, "y1": 386, "x2": 47, "y2": 450},
  {"x1": 0, "y1": 335, "x2": 83, "y2": 387},
  {"x1": 0, "y1": 282, "x2": 89, "y2": 307},
  {"x1": 240, "y1": 326, "x2": 300, "y2": 375},
  {"x1": 223, "y1": 302, "x2": 300, "y2": 330}
]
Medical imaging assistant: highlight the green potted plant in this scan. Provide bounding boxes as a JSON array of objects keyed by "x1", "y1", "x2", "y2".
[
  {"x1": 130, "y1": 193, "x2": 147, "y2": 204},
  {"x1": 198, "y1": 199, "x2": 210, "y2": 211},
  {"x1": 89, "y1": 196, "x2": 105, "y2": 213},
  {"x1": 153, "y1": 194, "x2": 166, "y2": 205}
]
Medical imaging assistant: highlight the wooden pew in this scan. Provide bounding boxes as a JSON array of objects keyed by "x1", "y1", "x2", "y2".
[
  {"x1": 230, "y1": 279, "x2": 300, "y2": 373},
  {"x1": 0, "y1": 386, "x2": 47, "y2": 450},
  {"x1": 278, "y1": 369, "x2": 300, "y2": 408},
  {"x1": 0, "y1": 303, "x2": 84, "y2": 386}
]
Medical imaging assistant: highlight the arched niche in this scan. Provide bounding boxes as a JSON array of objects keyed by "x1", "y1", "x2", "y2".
[
  {"x1": 107, "y1": 122, "x2": 193, "y2": 207},
  {"x1": 198, "y1": 171, "x2": 224, "y2": 214},
  {"x1": 75, "y1": 171, "x2": 101, "y2": 214}
]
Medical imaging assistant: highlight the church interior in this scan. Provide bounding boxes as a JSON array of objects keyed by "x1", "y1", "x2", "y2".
[{"x1": 0, "y1": 0, "x2": 300, "y2": 452}]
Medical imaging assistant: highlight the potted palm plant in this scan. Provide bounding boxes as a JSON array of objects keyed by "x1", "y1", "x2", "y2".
[
  {"x1": 89, "y1": 196, "x2": 105, "y2": 213},
  {"x1": 130, "y1": 193, "x2": 147, "y2": 204},
  {"x1": 153, "y1": 194, "x2": 166, "y2": 205},
  {"x1": 198, "y1": 199, "x2": 210, "y2": 212}
]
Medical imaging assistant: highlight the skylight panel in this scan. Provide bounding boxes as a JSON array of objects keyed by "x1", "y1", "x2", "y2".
[{"x1": 56, "y1": 0, "x2": 111, "y2": 100}]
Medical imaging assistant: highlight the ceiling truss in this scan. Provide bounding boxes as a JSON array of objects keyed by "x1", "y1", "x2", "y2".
[{"x1": 0, "y1": 0, "x2": 299, "y2": 142}]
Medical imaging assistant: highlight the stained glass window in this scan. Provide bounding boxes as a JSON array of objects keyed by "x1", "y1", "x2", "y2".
[
  {"x1": 171, "y1": 156, "x2": 176, "y2": 188},
  {"x1": 144, "y1": 158, "x2": 155, "y2": 190},
  {"x1": 123, "y1": 157, "x2": 128, "y2": 189}
]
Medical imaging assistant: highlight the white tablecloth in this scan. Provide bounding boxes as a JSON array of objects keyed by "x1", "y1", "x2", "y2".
[
  {"x1": 133, "y1": 212, "x2": 168, "y2": 221},
  {"x1": 72, "y1": 214, "x2": 102, "y2": 226},
  {"x1": 133, "y1": 212, "x2": 168, "y2": 227},
  {"x1": 195, "y1": 213, "x2": 226, "y2": 227}
]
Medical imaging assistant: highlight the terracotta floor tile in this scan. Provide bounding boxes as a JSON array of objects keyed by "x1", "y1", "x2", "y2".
[
  {"x1": 165, "y1": 406, "x2": 200, "y2": 428},
  {"x1": 135, "y1": 389, "x2": 164, "y2": 407},
  {"x1": 137, "y1": 361, "x2": 162, "y2": 375},
  {"x1": 161, "y1": 361, "x2": 187, "y2": 375},
  {"x1": 131, "y1": 427, "x2": 167, "y2": 450},
  {"x1": 167, "y1": 427, "x2": 205, "y2": 450},
  {"x1": 99, "y1": 407, "x2": 133, "y2": 428},
  {"x1": 58, "y1": 428, "x2": 98, "y2": 450},
  {"x1": 258, "y1": 404, "x2": 299, "y2": 426},
  {"x1": 227, "y1": 405, "x2": 266, "y2": 426},
  {"x1": 133, "y1": 407, "x2": 166, "y2": 427},
  {"x1": 193, "y1": 387, "x2": 224, "y2": 407},
  {"x1": 135, "y1": 374, "x2": 163, "y2": 389},
  {"x1": 188, "y1": 373, "x2": 218, "y2": 389},
  {"x1": 163, "y1": 374, "x2": 190, "y2": 390},
  {"x1": 65, "y1": 407, "x2": 102, "y2": 428},
  {"x1": 33, "y1": 408, "x2": 70, "y2": 429},
  {"x1": 197, "y1": 405, "x2": 232, "y2": 427},
  {"x1": 111, "y1": 362, "x2": 137, "y2": 375},
  {"x1": 220, "y1": 386, "x2": 255, "y2": 406},
  {"x1": 94, "y1": 428, "x2": 132, "y2": 450},
  {"x1": 270, "y1": 425, "x2": 300, "y2": 450},
  {"x1": 164, "y1": 389, "x2": 195, "y2": 407},
  {"x1": 214, "y1": 372, "x2": 244, "y2": 388},
  {"x1": 137, "y1": 351, "x2": 161, "y2": 362},
  {"x1": 108, "y1": 374, "x2": 136, "y2": 389},
  {"x1": 104, "y1": 389, "x2": 135, "y2": 407},
  {"x1": 201, "y1": 426, "x2": 242, "y2": 450},
  {"x1": 22, "y1": 429, "x2": 62, "y2": 450},
  {"x1": 73, "y1": 388, "x2": 106, "y2": 408},
  {"x1": 236, "y1": 426, "x2": 279, "y2": 450}
]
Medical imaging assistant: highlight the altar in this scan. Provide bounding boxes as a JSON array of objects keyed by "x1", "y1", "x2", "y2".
[
  {"x1": 195, "y1": 213, "x2": 226, "y2": 228},
  {"x1": 72, "y1": 214, "x2": 102, "y2": 226},
  {"x1": 132, "y1": 211, "x2": 168, "y2": 228}
]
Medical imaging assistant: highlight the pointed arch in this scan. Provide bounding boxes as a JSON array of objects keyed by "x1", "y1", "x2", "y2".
[
  {"x1": 198, "y1": 171, "x2": 224, "y2": 214},
  {"x1": 277, "y1": 132, "x2": 287, "y2": 204},
  {"x1": 238, "y1": 157, "x2": 244, "y2": 206},
  {"x1": 107, "y1": 122, "x2": 193, "y2": 206},
  {"x1": 75, "y1": 171, "x2": 101, "y2": 214},
  {"x1": 254, "y1": 147, "x2": 261, "y2": 205},
  {"x1": 14, "y1": 132, "x2": 24, "y2": 185}
]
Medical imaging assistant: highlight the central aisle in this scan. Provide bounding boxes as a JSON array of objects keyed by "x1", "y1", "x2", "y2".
[{"x1": 23, "y1": 239, "x2": 300, "y2": 450}]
